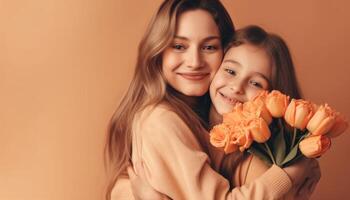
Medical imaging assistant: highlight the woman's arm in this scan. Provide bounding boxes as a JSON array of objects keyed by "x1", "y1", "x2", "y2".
[
  {"x1": 127, "y1": 156, "x2": 320, "y2": 200},
  {"x1": 132, "y1": 105, "x2": 293, "y2": 200},
  {"x1": 127, "y1": 162, "x2": 170, "y2": 200}
]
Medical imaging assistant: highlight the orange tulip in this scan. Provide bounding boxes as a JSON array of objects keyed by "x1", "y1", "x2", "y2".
[
  {"x1": 326, "y1": 113, "x2": 348, "y2": 138},
  {"x1": 307, "y1": 104, "x2": 337, "y2": 136},
  {"x1": 252, "y1": 90, "x2": 269, "y2": 102},
  {"x1": 243, "y1": 99, "x2": 272, "y2": 125},
  {"x1": 265, "y1": 90, "x2": 290, "y2": 118},
  {"x1": 210, "y1": 124, "x2": 239, "y2": 154},
  {"x1": 284, "y1": 99, "x2": 315, "y2": 130},
  {"x1": 224, "y1": 139, "x2": 239, "y2": 154},
  {"x1": 299, "y1": 135, "x2": 331, "y2": 158},
  {"x1": 210, "y1": 124, "x2": 230, "y2": 148},
  {"x1": 231, "y1": 124, "x2": 253, "y2": 152},
  {"x1": 223, "y1": 103, "x2": 244, "y2": 124},
  {"x1": 248, "y1": 117, "x2": 271, "y2": 143}
]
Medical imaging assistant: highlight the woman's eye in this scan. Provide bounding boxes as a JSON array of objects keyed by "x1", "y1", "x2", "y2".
[
  {"x1": 202, "y1": 45, "x2": 217, "y2": 51},
  {"x1": 172, "y1": 44, "x2": 185, "y2": 50},
  {"x1": 224, "y1": 68, "x2": 236, "y2": 75}
]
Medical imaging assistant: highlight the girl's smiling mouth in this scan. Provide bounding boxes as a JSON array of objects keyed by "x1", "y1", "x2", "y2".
[{"x1": 219, "y1": 92, "x2": 241, "y2": 105}]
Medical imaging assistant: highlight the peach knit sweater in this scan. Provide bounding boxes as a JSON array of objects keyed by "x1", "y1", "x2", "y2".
[{"x1": 112, "y1": 104, "x2": 292, "y2": 200}]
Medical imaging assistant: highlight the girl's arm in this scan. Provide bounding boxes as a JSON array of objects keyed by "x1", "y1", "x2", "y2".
[
  {"x1": 132, "y1": 105, "x2": 295, "y2": 200},
  {"x1": 233, "y1": 155, "x2": 320, "y2": 199}
]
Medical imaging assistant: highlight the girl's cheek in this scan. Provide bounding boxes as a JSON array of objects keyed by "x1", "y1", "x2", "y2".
[
  {"x1": 247, "y1": 89, "x2": 263, "y2": 101},
  {"x1": 214, "y1": 74, "x2": 230, "y2": 88}
]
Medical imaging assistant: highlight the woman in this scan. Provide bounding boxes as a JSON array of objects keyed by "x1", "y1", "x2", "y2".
[{"x1": 106, "y1": 1, "x2": 319, "y2": 199}]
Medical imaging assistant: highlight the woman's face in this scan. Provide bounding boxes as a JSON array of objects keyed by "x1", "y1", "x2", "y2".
[
  {"x1": 162, "y1": 9, "x2": 223, "y2": 96},
  {"x1": 210, "y1": 44, "x2": 272, "y2": 115}
]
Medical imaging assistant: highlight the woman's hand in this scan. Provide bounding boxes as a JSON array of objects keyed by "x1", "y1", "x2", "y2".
[
  {"x1": 283, "y1": 158, "x2": 321, "y2": 199},
  {"x1": 127, "y1": 160, "x2": 170, "y2": 200}
]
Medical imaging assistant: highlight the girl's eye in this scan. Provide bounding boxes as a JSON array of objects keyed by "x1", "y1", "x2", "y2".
[
  {"x1": 224, "y1": 68, "x2": 236, "y2": 75},
  {"x1": 249, "y1": 80, "x2": 263, "y2": 88}
]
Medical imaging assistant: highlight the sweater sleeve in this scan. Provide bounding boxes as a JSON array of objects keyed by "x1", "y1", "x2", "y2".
[{"x1": 133, "y1": 106, "x2": 292, "y2": 200}]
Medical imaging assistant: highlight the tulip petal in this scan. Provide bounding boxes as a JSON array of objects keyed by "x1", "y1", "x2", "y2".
[
  {"x1": 299, "y1": 135, "x2": 331, "y2": 158},
  {"x1": 285, "y1": 99, "x2": 296, "y2": 127},
  {"x1": 312, "y1": 116, "x2": 336, "y2": 136},
  {"x1": 327, "y1": 114, "x2": 349, "y2": 138}
]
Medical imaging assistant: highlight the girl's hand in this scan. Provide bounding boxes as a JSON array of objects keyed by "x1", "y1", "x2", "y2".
[
  {"x1": 127, "y1": 161, "x2": 171, "y2": 200},
  {"x1": 283, "y1": 158, "x2": 321, "y2": 199}
]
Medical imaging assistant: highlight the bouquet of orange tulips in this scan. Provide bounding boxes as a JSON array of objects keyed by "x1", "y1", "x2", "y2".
[{"x1": 210, "y1": 90, "x2": 348, "y2": 167}]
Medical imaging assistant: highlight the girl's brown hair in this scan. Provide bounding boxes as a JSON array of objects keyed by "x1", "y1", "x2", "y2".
[
  {"x1": 104, "y1": 0, "x2": 234, "y2": 199},
  {"x1": 220, "y1": 25, "x2": 302, "y2": 187},
  {"x1": 227, "y1": 25, "x2": 302, "y2": 98}
]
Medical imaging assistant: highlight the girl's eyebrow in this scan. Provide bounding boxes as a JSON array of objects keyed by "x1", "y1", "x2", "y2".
[
  {"x1": 223, "y1": 59, "x2": 270, "y2": 81},
  {"x1": 223, "y1": 59, "x2": 241, "y2": 66},
  {"x1": 253, "y1": 72, "x2": 270, "y2": 82},
  {"x1": 174, "y1": 35, "x2": 221, "y2": 42}
]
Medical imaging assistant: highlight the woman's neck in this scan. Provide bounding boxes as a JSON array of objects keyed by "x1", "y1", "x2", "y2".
[
  {"x1": 175, "y1": 92, "x2": 201, "y2": 109},
  {"x1": 209, "y1": 105, "x2": 223, "y2": 128},
  {"x1": 168, "y1": 86, "x2": 210, "y2": 124}
]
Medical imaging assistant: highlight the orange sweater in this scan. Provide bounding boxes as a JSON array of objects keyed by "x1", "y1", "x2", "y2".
[{"x1": 112, "y1": 104, "x2": 292, "y2": 199}]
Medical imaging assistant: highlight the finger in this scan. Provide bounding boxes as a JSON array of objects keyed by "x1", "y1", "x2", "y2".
[
  {"x1": 308, "y1": 179, "x2": 319, "y2": 194},
  {"x1": 296, "y1": 177, "x2": 309, "y2": 196},
  {"x1": 135, "y1": 160, "x2": 147, "y2": 179},
  {"x1": 309, "y1": 162, "x2": 321, "y2": 181},
  {"x1": 298, "y1": 179, "x2": 316, "y2": 199},
  {"x1": 297, "y1": 175, "x2": 320, "y2": 198},
  {"x1": 127, "y1": 164, "x2": 137, "y2": 180},
  {"x1": 309, "y1": 158, "x2": 320, "y2": 169}
]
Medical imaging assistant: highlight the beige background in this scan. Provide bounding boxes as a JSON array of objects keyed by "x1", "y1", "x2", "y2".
[{"x1": 1, "y1": 0, "x2": 349, "y2": 199}]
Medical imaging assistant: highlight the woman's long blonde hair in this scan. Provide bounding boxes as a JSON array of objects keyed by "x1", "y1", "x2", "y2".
[{"x1": 104, "y1": 0, "x2": 234, "y2": 199}]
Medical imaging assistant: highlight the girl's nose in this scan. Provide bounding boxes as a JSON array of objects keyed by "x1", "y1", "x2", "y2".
[{"x1": 229, "y1": 80, "x2": 244, "y2": 95}]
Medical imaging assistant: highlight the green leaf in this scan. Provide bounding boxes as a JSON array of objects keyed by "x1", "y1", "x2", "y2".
[
  {"x1": 281, "y1": 142, "x2": 299, "y2": 166},
  {"x1": 272, "y1": 119, "x2": 286, "y2": 166},
  {"x1": 248, "y1": 145, "x2": 272, "y2": 167},
  {"x1": 281, "y1": 131, "x2": 311, "y2": 167},
  {"x1": 283, "y1": 123, "x2": 294, "y2": 151}
]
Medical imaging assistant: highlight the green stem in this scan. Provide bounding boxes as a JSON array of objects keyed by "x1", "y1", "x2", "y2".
[
  {"x1": 291, "y1": 128, "x2": 297, "y2": 149},
  {"x1": 278, "y1": 118, "x2": 284, "y2": 132},
  {"x1": 264, "y1": 143, "x2": 276, "y2": 165}
]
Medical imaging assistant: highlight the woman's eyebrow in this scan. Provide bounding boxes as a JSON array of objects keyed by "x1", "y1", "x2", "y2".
[
  {"x1": 174, "y1": 35, "x2": 221, "y2": 42},
  {"x1": 203, "y1": 36, "x2": 221, "y2": 42}
]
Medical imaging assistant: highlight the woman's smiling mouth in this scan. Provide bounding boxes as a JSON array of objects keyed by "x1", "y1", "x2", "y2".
[{"x1": 178, "y1": 72, "x2": 210, "y2": 81}]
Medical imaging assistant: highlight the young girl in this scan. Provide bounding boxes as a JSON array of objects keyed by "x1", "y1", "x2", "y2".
[
  {"x1": 210, "y1": 25, "x2": 320, "y2": 199},
  {"x1": 106, "y1": 0, "x2": 319, "y2": 199}
]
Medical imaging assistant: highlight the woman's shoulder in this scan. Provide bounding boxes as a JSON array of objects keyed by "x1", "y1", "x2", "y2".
[
  {"x1": 136, "y1": 102, "x2": 180, "y2": 125},
  {"x1": 134, "y1": 102, "x2": 195, "y2": 141}
]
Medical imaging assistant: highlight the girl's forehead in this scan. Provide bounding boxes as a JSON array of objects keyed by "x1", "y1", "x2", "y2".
[{"x1": 221, "y1": 44, "x2": 272, "y2": 78}]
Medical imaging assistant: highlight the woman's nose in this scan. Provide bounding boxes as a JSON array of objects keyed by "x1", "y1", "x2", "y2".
[{"x1": 186, "y1": 48, "x2": 204, "y2": 69}]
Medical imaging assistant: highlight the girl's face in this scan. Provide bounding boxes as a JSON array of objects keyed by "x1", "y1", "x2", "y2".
[
  {"x1": 162, "y1": 9, "x2": 223, "y2": 96},
  {"x1": 210, "y1": 44, "x2": 272, "y2": 115}
]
